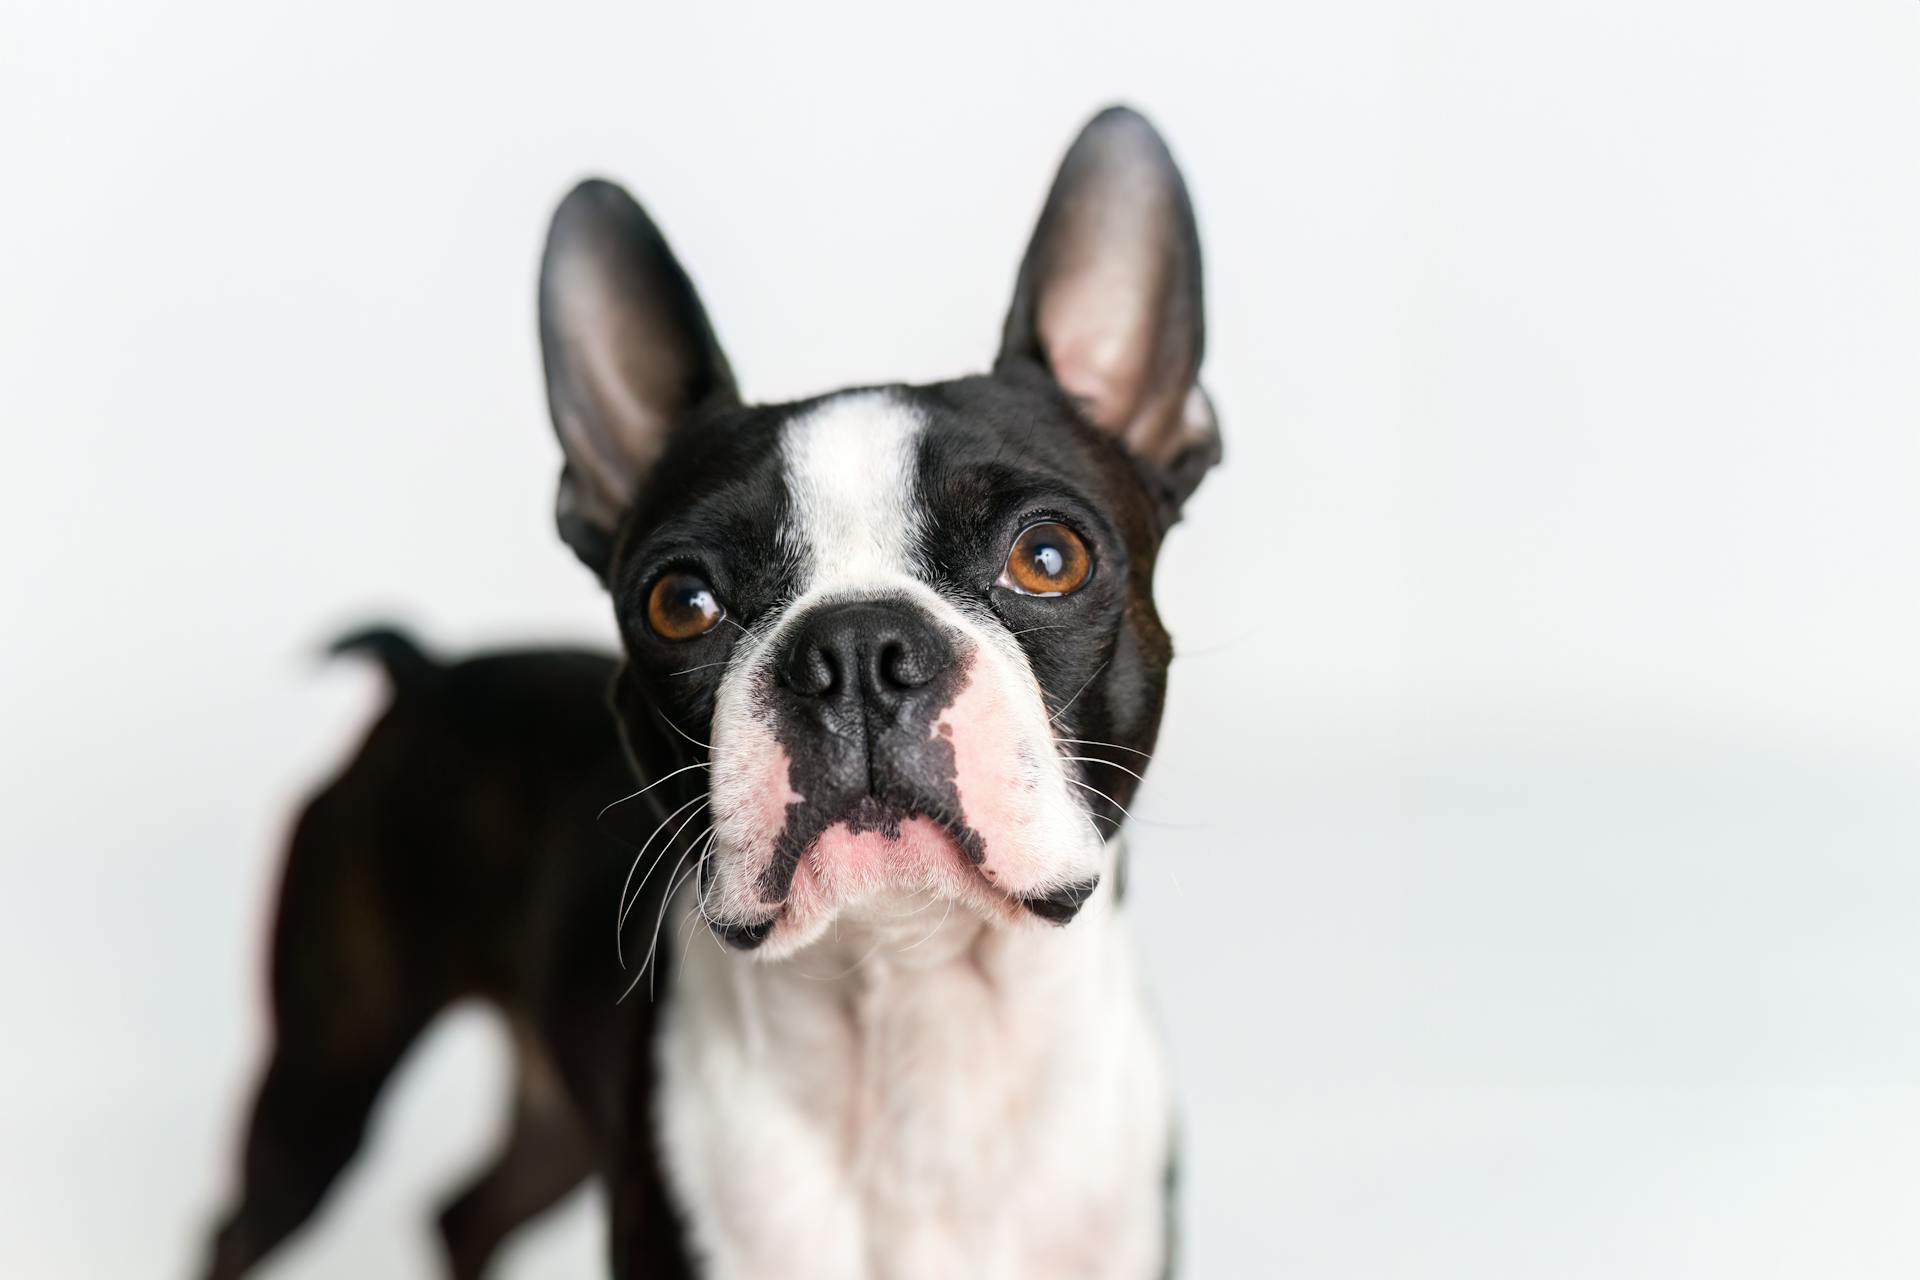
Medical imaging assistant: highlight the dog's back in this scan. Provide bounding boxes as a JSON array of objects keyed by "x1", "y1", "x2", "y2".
[
  {"x1": 206, "y1": 629, "x2": 694, "y2": 1279},
  {"x1": 277, "y1": 628, "x2": 624, "y2": 994}
]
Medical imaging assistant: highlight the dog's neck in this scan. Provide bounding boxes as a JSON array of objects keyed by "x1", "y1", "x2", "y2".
[{"x1": 655, "y1": 839, "x2": 1174, "y2": 1279}]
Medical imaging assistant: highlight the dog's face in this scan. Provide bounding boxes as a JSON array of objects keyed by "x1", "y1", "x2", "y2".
[{"x1": 539, "y1": 109, "x2": 1219, "y2": 957}]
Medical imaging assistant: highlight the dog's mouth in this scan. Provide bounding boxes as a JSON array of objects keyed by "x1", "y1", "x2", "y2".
[
  {"x1": 694, "y1": 593, "x2": 1115, "y2": 955},
  {"x1": 760, "y1": 790, "x2": 983, "y2": 900},
  {"x1": 700, "y1": 790, "x2": 1097, "y2": 952}
]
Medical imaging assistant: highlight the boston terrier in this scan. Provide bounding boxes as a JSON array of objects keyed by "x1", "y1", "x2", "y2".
[{"x1": 203, "y1": 105, "x2": 1220, "y2": 1280}]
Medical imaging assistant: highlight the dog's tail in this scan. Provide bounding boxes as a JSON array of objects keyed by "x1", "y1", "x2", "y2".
[{"x1": 327, "y1": 624, "x2": 440, "y2": 689}]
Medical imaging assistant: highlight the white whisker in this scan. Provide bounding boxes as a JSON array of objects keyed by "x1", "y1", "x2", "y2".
[
  {"x1": 622, "y1": 807, "x2": 712, "y2": 932},
  {"x1": 1063, "y1": 775, "x2": 1134, "y2": 822},
  {"x1": 1047, "y1": 659, "x2": 1110, "y2": 725},
  {"x1": 1055, "y1": 737, "x2": 1153, "y2": 759},
  {"x1": 649, "y1": 844, "x2": 713, "y2": 1000},
  {"x1": 614, "y1": 794, "x2": 709, "y2": 965},
  {"x1": 619, "y1": 844, "x2": 705, "y2": 1005},
  {"x1": 1062, "y1": 754, "x2": 1148, "y2": 784},
  {"x1": 596, "y1": 761, "x2": 711, "y2": 821},
  {"x1": 649, "y1": 702, "x2": 717, "y2": 752}
]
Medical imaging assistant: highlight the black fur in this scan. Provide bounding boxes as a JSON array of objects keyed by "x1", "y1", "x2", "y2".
[
  {"x1": 326, "y1": 623, "x2": 439, "y2": 687},
  {"x1": 203, "y1": 639, "x2": 699, "y2": 1279}
]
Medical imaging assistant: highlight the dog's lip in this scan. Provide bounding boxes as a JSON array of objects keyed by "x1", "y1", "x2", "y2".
[
  {"x1": 709, "y1": 913, "x2": 776, "y2": 951},
  {"x1": 797, "y1": 794, "x2": 979, "y2": 865},
  {"x1": 1013, "y1": 875, "x2": 1100, "y2": 924},
  {"x1": 705, "y1": 797, "x2": 1100, "y2": 946},
  {"x1": 702, "y1": 857, "x2": 1096, "y2": 953},
  {"x1": 787, "y1": 805, "x2": 1004, "y2": 909}
]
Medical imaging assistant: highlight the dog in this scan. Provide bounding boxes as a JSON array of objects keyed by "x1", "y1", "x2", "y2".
[{"x1": 203, "y1": 105, "x2": 1220, "y2": 1279}]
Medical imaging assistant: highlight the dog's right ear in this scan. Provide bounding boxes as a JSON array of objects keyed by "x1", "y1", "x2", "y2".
[{"x1": 540, "y1": 179, "x2": 737, "y2": 577}]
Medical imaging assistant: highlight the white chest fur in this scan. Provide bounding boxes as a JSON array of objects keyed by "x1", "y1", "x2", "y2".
[{"x1": 654, "y1": 873, "x2": 1173, "y2": 1280}]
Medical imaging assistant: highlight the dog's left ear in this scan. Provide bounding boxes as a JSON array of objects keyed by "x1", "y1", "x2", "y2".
[
  {"x1": 540, "y1": 179, "x2": 738, "y2": 577},
  {"x1": 997, "y1": 106, "x2": 1220, "y2": 520}
]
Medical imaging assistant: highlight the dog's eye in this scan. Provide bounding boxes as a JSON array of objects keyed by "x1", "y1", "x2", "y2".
[
  {"x1": 647, "y1": 572, "x2": 724, "y2": 641},
  {"x1": 999, "y1": 522, "x2": 1092, "y2": 597}
]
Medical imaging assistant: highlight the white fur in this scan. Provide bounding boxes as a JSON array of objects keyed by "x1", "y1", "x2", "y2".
[
  {"x1": 669, "y1": 389, "x2": 1168, "y2": 1276},
  {"x1": 778, "y1": 389, "x2": 929, "y2": 596},
  {"x1": 657, "y1": 848, "x2": 1173, "y2": 1280}
]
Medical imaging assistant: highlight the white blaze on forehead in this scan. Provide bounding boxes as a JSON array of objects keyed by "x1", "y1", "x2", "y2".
[
  {"x1": 703, "y1": 386, "x2": 1104, "y2": 945},
  {"x1": 779, "y1": 391, "x2": 926, "y2": 592}
]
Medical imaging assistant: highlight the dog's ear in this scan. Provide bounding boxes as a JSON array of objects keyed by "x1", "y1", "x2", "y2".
[
  {"x1": 997, "y1": 106, "x2": 1219, "y2": 520},
  {"x1": 540, "y1": 179, "x2": 737, "y2": 576}
]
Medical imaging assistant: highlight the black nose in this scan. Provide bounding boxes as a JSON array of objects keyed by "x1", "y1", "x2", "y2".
[{"x1": 779, "y1": 600, "x2": 953, "y2": 715}]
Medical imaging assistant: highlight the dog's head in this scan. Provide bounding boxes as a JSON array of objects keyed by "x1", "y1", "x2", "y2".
[{"x1": 540, "y1": 108, "x2": 1218, "y2": 958}]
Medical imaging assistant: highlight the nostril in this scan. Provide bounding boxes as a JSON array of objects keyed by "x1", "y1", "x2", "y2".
[
  {"x1": 784, "y1": 644, "x2": 838, "y2": 697},
  {"x1": 878, "y1": 638, "x2": 932, "y2": 690}
]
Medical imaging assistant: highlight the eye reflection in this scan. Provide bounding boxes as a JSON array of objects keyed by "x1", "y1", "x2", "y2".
[
  {"x1": 647, "y1": 571, "x2": 724, "y2": 640},
  {"x1": 1000, "y1": 522, "x2": 1092, "y2": 597}
]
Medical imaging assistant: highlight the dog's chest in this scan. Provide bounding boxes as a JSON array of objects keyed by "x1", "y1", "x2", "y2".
[{"x1": 655, "y1": 906, "x2": 1171, "y2": 1280}]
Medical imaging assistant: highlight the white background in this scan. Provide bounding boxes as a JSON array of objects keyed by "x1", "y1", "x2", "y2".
[{"x1": 5, "y1": 2, "x2": 1918, "y2": 1276}]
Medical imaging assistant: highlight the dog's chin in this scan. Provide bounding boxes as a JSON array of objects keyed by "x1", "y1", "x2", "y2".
[{"x1": 699, "y1": 805, "x2": 1102, "y2": 961}]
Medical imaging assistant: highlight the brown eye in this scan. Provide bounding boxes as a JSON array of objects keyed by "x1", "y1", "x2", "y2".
[
  {"x1": 1001, "y1": 522, "x2": 1092, "y2": 597},
  {"x1": 646, "y1": 571, "x2": 724, "y2": 641}
]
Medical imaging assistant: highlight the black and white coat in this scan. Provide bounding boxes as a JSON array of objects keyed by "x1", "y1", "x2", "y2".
[
  {"x1": 537, "y1": 105, "x2": 1219, "y2": 1280},
  {"x1": 206, "y1": 105, "x2": 1219, "y2": 1280}
]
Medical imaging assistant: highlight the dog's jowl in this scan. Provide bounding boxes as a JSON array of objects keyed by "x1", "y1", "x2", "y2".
[{"x1": 206, "y1": 105, "x2": 1219, "y2": 1280}]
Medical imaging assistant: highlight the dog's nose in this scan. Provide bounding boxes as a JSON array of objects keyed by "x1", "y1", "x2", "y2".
[{"x1": 779, "y1": 600, "x2": 952, "y2": 715}]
